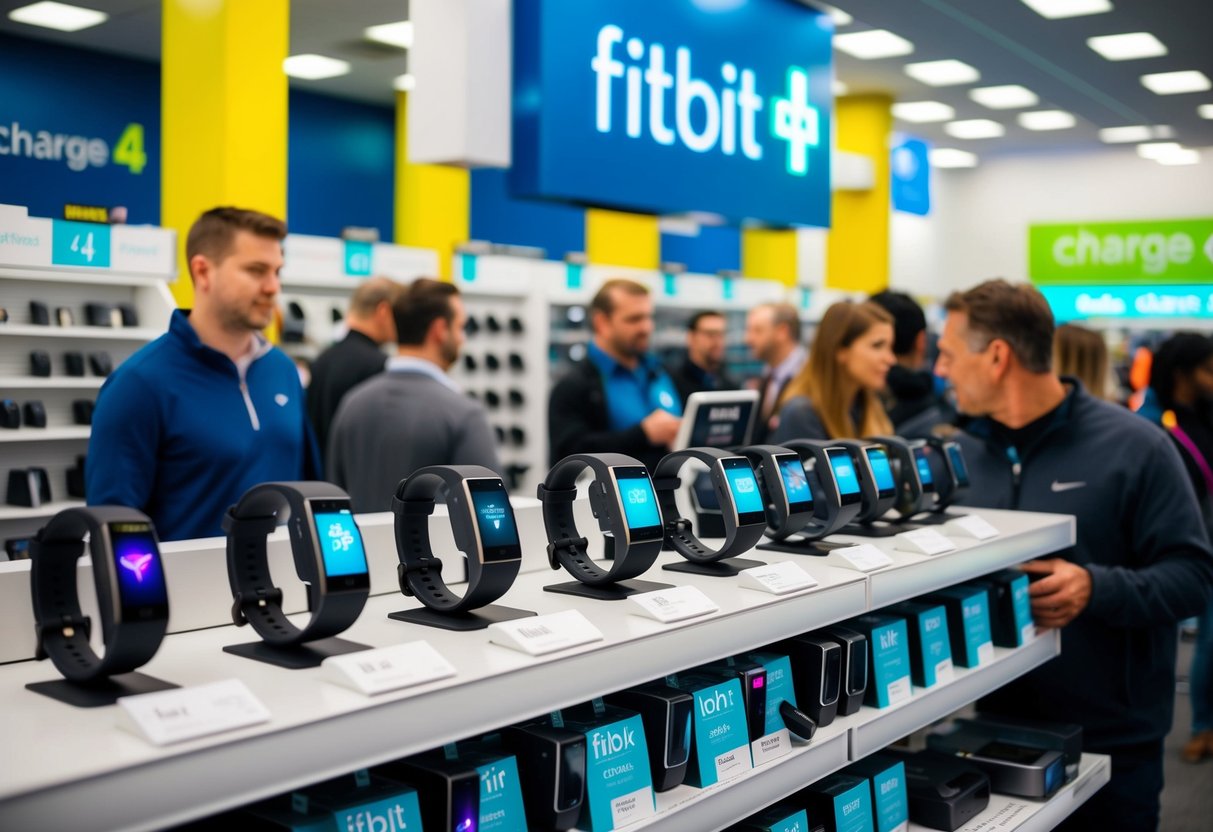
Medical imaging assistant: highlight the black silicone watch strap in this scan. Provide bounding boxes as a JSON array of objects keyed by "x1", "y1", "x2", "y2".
[
  {"x1": 867, "y1": 436, "x2": 926, "y2": 519},
  {"x1": 31, "y1": 506, "x2": 167, "y2": 682},
  {"x1": 392, "y1": 465, "x2": 519, "y2": 613},
  {"x1": 780, "y1": 440, "x2": 864, "y2": 540},
  {"x1": 538, "y1": 453, "x2": 663, "y2": 585},
  {"x1": 653, "y1": 449, "x2": 766, "y2": 563},
  {"x1": 225, "y1": 482, "x2": 368, "y2": 646}
]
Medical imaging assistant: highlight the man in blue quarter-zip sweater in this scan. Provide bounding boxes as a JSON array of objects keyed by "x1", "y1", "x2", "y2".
[
  {"x1": 87, "y1": 207, "x2": 320, "y2": 541},
  {"x1": 935, "y1": 279, "x2": 1213, "y2": 832}
]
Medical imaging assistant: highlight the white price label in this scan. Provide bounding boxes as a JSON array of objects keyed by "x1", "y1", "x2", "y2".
[
  {"x1": 944, "y1": 514, "x2": 1000, "y2": 540},
  {"x1": 714, "y1": 745, "x2": 753, "y2": 781},
  {"x1": 894, "y1": 528, "x2": 957, "y2": 556},
  {"x1": 611, "y1": 786, "x2": 656, "y2": 828},
  {"x1": 751, "y1": 729, "x2": 792, "y2": 766},
  {"x1": 1021, "y1": 623, "x2": 1037, "y2": 645},
  {"x1": 117, "y1": 679, "x2": 269, "y2": 746},
  {"x1": 836, "y1": 543, "x2": 895, "y2": 572},
  {"x1": 324, "y1": 641, "x2": 456, "y2": 695},
  {"x1": 488, "y1": 609, "x2": 604, "y2": 656},
  {"x1": 977, "y1": 641, "x2": 996, "y2": 665},
  {"x1": 738, "y1": 560, "x2": 818, "y2": 594},
  {"x1": 887, "y1": 676, "x2": 913, "y2": 706},
  {"x1": 935, "y1": 659, "x2": 955, "y2": 686},
  {"x1": 629, "y1": 585, "x2": 719, "y2": 623}
]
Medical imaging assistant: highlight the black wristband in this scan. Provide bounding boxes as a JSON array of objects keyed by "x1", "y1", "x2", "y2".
[
  {"x1": 653, "y1": 448, "x2": 766, "y2": 562},
  {"x1": 778, "y1": 440, "x2": 864, "y2": 539}
]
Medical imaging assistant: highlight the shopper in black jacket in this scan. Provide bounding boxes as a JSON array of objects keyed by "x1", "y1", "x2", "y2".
[
  {"x1": 549, "y1": 279, "x2": 682, "y2": 471},
  {"x1": 935, "y1": 280, "x2": 1213, "y2": 832}
]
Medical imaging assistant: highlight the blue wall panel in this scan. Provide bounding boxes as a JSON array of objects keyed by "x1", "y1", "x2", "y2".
[{"x1": 470, "y1": 167, "x2": 585, "y2": 259}]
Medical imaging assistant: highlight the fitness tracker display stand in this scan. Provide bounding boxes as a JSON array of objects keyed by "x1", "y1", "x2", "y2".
[
  {"x1": 907, "y1": 438, "x2": 972, "y2": 525},
  {"x1": 26, "y1": 672, "x2": 178, "y2": 709},
  {"x1": 390, "y1": 465, "x2": 534, "y2": 631},
  {"x1": 222, "y1": 637, "x2": 370, "y2": 670},
  {"x1": 833, "y1": 439, "x2": 914, "y2": 539}
]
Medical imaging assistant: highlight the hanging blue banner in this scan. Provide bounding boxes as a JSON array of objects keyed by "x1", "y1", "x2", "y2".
[{"x1": 891, "y1": 135, "x2": 931, "y2": 217}]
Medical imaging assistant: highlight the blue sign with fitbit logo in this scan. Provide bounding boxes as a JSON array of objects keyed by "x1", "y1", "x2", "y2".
[{"x1": 512, "y1": 0, "x2": 833, "y2": 227}]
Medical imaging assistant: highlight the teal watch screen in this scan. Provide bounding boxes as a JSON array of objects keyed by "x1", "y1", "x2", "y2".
[
  {"x1": 613, "y1": 467, "x2": 663, "y2": 534},
  {"x1": 866, "y1": 447, "x2": 897, "y2": 494},
  {"x1": 721, "y1": 456, "x2": 766, "y2": 524},
  {"x1": 777, "y1": 454, "x2": 813, "y2": 511},
  {"x1": 946, "y1": 444, "x2": 970, "y2": 486},
  {"x1": 828, "y1": 450, "x2": 861, "y2": 495},
  {"x1": 311, "y1": 502, "x2": 369, "y2": 578},
  {"x1": 914, "y1": 448, "x2": 935, "y2": 488}
]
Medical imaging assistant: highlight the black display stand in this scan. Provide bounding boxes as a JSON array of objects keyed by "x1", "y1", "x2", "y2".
[
  {"x1": 836, "y1": 522, "x2": 912, "y2": 538},
  {"x1": 663, "y1": 557, "x2": 765, "y2": 577},
  {"x1": 26, "y1": 671, "x2": 179, "y2": 708},
  {"x1": 223, "y1": 636, "x2": 371, "y2": 670},
  {"x1": 757, "y1": 538, "x2": 850, "y2": 557},
  {"x1": 907, "y1": 510, "x2": 968, "y2": 526},
  {"x1": 388, "y1": 604, "x2": 536, "y2": 632},
  {"x1": 545, "y1": 578, "x2": 673, "y2": 600}
]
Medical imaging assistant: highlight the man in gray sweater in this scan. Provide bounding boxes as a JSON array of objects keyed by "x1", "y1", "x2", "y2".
[{"x1": 327, "y1": 278, "x2": 500, "y2": 511}]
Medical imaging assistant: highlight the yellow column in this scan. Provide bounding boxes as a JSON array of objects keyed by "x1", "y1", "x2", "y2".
[
  {"x1": 395, "y1": 92, "x2": 469, "y2": 280},
  {"x1": 585, "y1": 208, "x2": 660, "y2": 269},
  {"x1": 162, "y1": 0, "x2": 289, "y2": 306},
  {"x1": 742, "y1": 228, "x2": 798, "y2": 286},
  {"x1": 827, "y1": 94, "x2": 892, "y2": 294}
]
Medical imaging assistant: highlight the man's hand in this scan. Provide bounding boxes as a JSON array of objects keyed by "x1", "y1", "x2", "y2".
[
  {"x1": 1020, "y1": 558, "x2": 1092, "y2": 629},
  {"x1": 641, "y1": 409, "x2": 681, "y2": 447}
]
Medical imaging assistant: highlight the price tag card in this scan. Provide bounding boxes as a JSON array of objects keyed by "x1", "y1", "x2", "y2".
[
  {"x1": 894, "y1": 528, "x2": 957, "y2": 556},
  {"x1": 738, "y1": 561, "x2": 818, "y2": 595},
  {"x1": 935, "y1": 659, "x2": 955, "y2": 686},
  {"x1": 944, "y1": 515, "x2": 1000, "y2": 540},
  {"x1": 324, "y1": 641, "x2": 456, "y2": 695},
  {"x1": 630, "y1": 585, "x2": 718, "y2": 623},
  {"x1": 836, "y1": 543, "x2": 895, "y2": 573},
  {"x1": 117, "y1": 679, "x2": 269, "y2": 747},
  {"x1": 488, "y1": 609, "x2": 604, "y2": 656},
  {"x1": 977, "y1": 641, "x2": 996, "y2": 665}
]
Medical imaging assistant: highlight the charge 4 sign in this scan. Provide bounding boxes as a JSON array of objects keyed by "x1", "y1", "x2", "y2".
[
  {"x1": 1029, "y1": 218, "x2": 1213, "y2": 284},
  {"x1": 512, "y1": 0, "x2": 833, "y2": 227}
]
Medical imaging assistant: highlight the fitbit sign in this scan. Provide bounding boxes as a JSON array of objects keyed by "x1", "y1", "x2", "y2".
[{"x1": 512, "y1": 0, "x2": 833, "y2": 227}]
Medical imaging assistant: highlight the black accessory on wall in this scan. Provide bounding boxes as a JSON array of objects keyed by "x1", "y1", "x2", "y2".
[
  {"x1": 463, "y1": 354, "x2": 477, "y2": 372},
  {"x1": 5, "y1": 537, "x2": 32, "y2": 560},
  {"x1": 55, "y1": 307, "x2": 75, "y2": 327},
  {"x1": 84, "y1": 303, "x2": 114, "y2": 327},
  {"x1": 1, "y1": 399, "x2": 20, "y2": 429},
  {"x1": 465, "y1": 315, "x2": 480, "y2": 336},
  {"x1": 89, "y1": 352, "x2": 113, "y2": 377},
  {"x1": 282, "y1": 301, "x2": 306, "y2": 343},
  {"x1": 30, "y1": 350, "x2": 52, "y2": 377},
  {"x1": 484, "y1": 390, "x2": 501, "y2": 409},
  {"x1": 509, "y1": 426, "x2": 526, "y2": 446},
  {"x1": 508, "y1": 316, "x2": 524, "y2": 334},
  {"x1": 72, "y1": 400, "x2": 95, "y2": 426},
  {"x1": 23, "y1": 401, "x2": 47, "y2": 428},
  {"x1": 485, "y1": 314, "x2": 502, "y2": 333},
  {"x1": 508, "y1": 389, "x2": 525, "y2": 407},
  {"x1": 66, "y1": 456, "x2": 87, "y2": 499},
  {"x1": 64, "y1": 351, "x2": 85, "y2": 376},
  {"x1": 509, "y1": 352, "x2": 525, "y2": 372},
  {"x1": 7, "y1": 468, "x2": 51, "y2": 507},
  {"x1": 29, "y1": 301, "x2": 50, "y2": 325},
  {"x1": 116, "y1": 302, "x2": 139, "y2": 327},
  {"x1": 485, "y1": 353, "x2": 501, "y2": 372}
]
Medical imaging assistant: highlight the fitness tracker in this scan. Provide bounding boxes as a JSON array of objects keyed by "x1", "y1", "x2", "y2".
[
  {"x1": 928, "y1": 437, "x2": 970, "y2": 512},
  {"x1": 820, "y1": 626, "x2": 869, "y2": 717},
  {"x1": 392, "y1": 464, "x2": 523, "y2": 619},
  {"x1": 778, "y1": 440, "x2": 864, "y2": 540},
  {"x1": 224, "y1": 482, "x2": 370, "y2": 650},
  {"x1": 538, "y1": 453, "x2": 666, "y2": 595},
  {"x1": 653, "y1": 447, "x2": 767, "y2": 571},
  {"x1": 834, "y1": 439, "x2": 899, "y2": 532},
  {"x1": 740, "y1": 444, "x2": 816, "y2": 540},
  {"x1": 867, "y1": 436, "x2": 930, "y2": 520},
  {"x1": 780, "y1": 633, "x2": 842, "y2": 728},
  {"x1": 30, "y1": 507, "x2": 169, "y2": 684}
]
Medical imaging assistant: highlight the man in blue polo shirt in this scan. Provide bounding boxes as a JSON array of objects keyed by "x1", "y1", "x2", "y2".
[{"x1": 549, "y1": 278, "x2": 682, "y2": 470}]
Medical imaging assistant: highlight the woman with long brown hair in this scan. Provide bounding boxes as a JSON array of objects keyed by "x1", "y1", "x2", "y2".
[{"x1": 771, "y1": 300, "x2": 897, "y2": 441}]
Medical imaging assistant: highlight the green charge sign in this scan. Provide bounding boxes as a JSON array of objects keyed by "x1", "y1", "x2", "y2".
[{"x1": 1029, "y1": 218, "x2": 1213, "y2": 284}]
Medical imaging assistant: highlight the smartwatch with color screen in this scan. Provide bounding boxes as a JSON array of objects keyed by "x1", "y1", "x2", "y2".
[
  {"x1": 867, "y1": 436, "x2": 930, "y2": 520},
  {"x1": 834, "y1": 439, "x2": 899, "y2": 525},
  {"x1": 653, "y1": 447, "x2": 767, "y2": 563},
  {"x1": 392, "y1": 465, "x2": 521, "y2": 614},
  {"x1": 30, "y1": 506, "x2": 169, "y2": 682},
  {"x1": 927, "y1": 436, "x2": 970, "y2": 511},
  {"x1": 224, "y1": 482, "x2": 370, "y2": 646},
  {"x1": 778, "y1": 440, "x2": 864, "y2": 539},
  {"x1": 537, "y1": 453, "x2": 665, "y2": 586},
  {"x1": 740, "y1": 444, "x2": 816, "y2": 540}
]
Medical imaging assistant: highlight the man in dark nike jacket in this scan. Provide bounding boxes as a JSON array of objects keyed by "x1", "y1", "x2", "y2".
[{"x1": 935, "y1": 279, "x2": 1213, "y2": 832}]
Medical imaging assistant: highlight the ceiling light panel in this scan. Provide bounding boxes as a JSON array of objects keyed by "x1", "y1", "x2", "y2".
[
  {"x1": 1087, "y1": 32, "x2": 1167, "y2": 61},
  {"x1": 393, "y1": 74, "x2": 416, "y2": 92},
  {"x1": 1155, "y1": 148, "x2": 1201, "y2": 165},
  {"x1": 1141, "y1": 71, "x2": 1212, "y2": 95},
  {"x1": 944, "y1": 119, "x2": 1005, "y2": 139},
  {"x1": 7, "y1": 1, "x2": 107, "y2": 32},
  {"x1": 1136, "y1": 142, "x2": 1182, "y2": 159},
  {"x1": 817, "y1": 4, "x2": 852, "y2": 26},
  {"x1": 834, "y1": 29, "x2": 914, "y2": 60},
  {"x1": 1019, "y1": 0, "x2": 1112, "y2": 20},
  {"x1": 930, "y1": 148, "x2": 979, "y2": 168},
  {"x1": 892, "y1": 101, "x2": 956, "y2": 123},
  {"x1": 1018, "y1": 110, "x2": 1077, "y2": 130},
  {"x1": 283, "y1": 54, "x2": 352, "y2": 81},
  {"x1": 1200, "y1": 104, "x2": 1213, "y2": 119},
  {"x1": 904, "y1": 59, "x2": 980, "y2": 87},
  {"x1": 969, "y1": 85, "x2": 1039, "y2": 109},
  {"x1": 365, "y1": 21, "x2": 414, "y2": 49},
  {"x1": 1098, "y1": 126, "x2": 1152, "y2": 143}
]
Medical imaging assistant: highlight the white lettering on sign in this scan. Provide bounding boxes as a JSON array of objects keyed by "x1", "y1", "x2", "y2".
[{"x1": 1051, "y1": 229, "x2": 1195, "y2": 275}]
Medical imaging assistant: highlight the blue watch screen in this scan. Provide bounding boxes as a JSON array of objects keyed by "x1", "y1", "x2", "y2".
[
  {"x1": 828, "y1": 449, "x2": 861, "y2": 496},
  {"x1": 721, "y1": 456, "x2": 766, "y2": 525},
  {"x1": 110, "y1": 522, "x2": 168, "y2": 615},
  {"x1": 612, "y1": 466, "x2": 664, "y2": 539},
  {"x1": 312, "y1": 501, "x2": 369, "y2": 578},
  {"x1": 914, "y1": 446, "x2": 935, "y2": 490},
  {"x1": 946, "y1": 443, "x2": 970, "y2": 487},
  {"x1": 866, "y1": 447, "x2": 897, "y2": 495},
  {"x1": 776, "y1": 454, "x2": 814, "y2": 512},
  {"x1": 467, "y1": 479, "x2": 522, "y2": 562}
]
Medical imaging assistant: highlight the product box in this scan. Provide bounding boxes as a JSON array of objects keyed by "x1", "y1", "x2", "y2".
[
  {"x1": 377, "y1": 752, "x2": 480, "y2": 832},
  {"x1": 818, "y1": 626, "x2": 869, "y2": 716},
  {"x1": 604, "y1": 681, "x2": 693, "y2": 792},
  {"x1": 886, "y1": 602, "x2": 954, "y2": 689},
  {"x1": 235, "y1": 797, "x2": 333, "y2": 832},
  {"x1": 966, "y1": 713, "x2": 1083, "y2": 783},
  {"x1": 921, "y1": 585, "x2": 994, "y2": 668},
  {"x1": 469, "y1": 749, "x2": 530, "y2": 832},
  {"x1": 501, "y1": 717, "x2": 587, "y2": 829},
  {"x1": 800, "y1": 773, "x2": 876, "y2": 832},
  {"x1": 972, "y1": 569, "x2": 1034, "y2": 648},
  {"x1": 668, "y1": 671, "x2": 754, "y2": 787},
  {"x1": 847, "y1": 614, "x2": 913, "y2": 708},
  {"x1": 885, "y1": 749, "x2": 990, "y2": 831},
  {"x1": 846, "y1": 753, "x2": 909, "y2": 832},
  {"x1": 291, "y1": 772, "x2": 425, "y2": 832},
  {"x1": 741, "y1": 652, "x2": 801, "y2": 765},
  {"x1": 562, "y1": 702, "x2": 657, "y2": 831},
  {"x1": 927, "y1": 725, "x2": 1065, "y2": 800},
  {"x1": 733, "y1": 801, "x2": 818, "y2": 832}
]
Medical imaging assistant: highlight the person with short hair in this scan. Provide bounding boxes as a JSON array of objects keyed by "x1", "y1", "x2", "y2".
[
  {"x1": 306, "y1": 276, "x2": 399, "y2": 462},
  {"x1": 936, "y1": 279, "x2": 1213, "y2": 832},
  {"x1": 745, "y1": 301, "x2": 805, "y2": 442},
  {"x1": 771, "y1": 300, "x2": 896, "y2": 442},
  {"x1": 327, "y1": 278, "x2": 500, "y2": 512},
  {"x1": 868, "y1": 290, "x2": 953, "y2": 436},
  {"x1": 549, "y1": 278, "x2": 682, "y2": 471},
  {"x1": 671, "y1": 310, "x2": 738, "y2": 405},
  {"x1": 87, "y1": 206, "x2": 320, "y2": 540}
]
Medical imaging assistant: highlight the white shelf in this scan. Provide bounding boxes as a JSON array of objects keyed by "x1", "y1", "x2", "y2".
[
  {"x1": 0, "y1": 324, "x2": 163, "y2": 341},
  {"x1": 0, "y1": 268, "x2": 171, "y2": 287},
  {"x1": 909, "y1": 753, "x2": 1111, "y2": 832},
  {"x1": 0, "y1": 427, "x2": 90, "y2": 443},
  {"x1": 0, "y1": 377, "x2": 104, "y2": 390},
  {"x1": 0, "y1": 500, "x2": 85, "y2": 522}
]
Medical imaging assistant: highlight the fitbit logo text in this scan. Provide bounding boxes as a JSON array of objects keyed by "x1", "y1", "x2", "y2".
[
  {"x1": 343, "y1": 805, "x2": 411, "y2": 832},
  {"x1": 591, "y1": 24, "x2": 819, "y2": 175},
  {"x1": 591, "y1": 726, "x2": 637, "y2": 759},
  {"x1": 879, "y1": 629, "x2": 900, "y2": 650},
  {"x1": 481, "y1": 765, "x2": 508, "y2": 794},
  {"x1": 698, "y1": 686, "x2": 736, "y2": 717}
]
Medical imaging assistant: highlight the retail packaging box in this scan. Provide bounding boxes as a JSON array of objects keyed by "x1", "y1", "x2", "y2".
[
  {"x1": 921, "y1": 585, "x2": 994, "y2": 668},
  {"x1": 669, "y1": 671, "x2": 754, "y2": 787},
  {"x1": 848, "y1": 614, "x2": 914, "y2": 708},
  {"x1": 562, "y1": 702, "x2": 657, "y2": 831},
  {"x1": 733, "y1": 801, "x2": 817, "y2": 832},
  {"x1": 742, "y1": 651, "x2": 800, "y2": 765},
  {"x1": 800, "y1": 772, "x2": 876, "y2": 832},
  {"x1": 289, "y1": 773, "x2": 424, "y2": 832},
  {"x1": 846, "y1": 753, "x2": 910, "y2": 832},
  {"x1": 886, "y1": 601, "x2": 954, "y2": 689},
  {"x1": 972, "y1": 570, "x2": 1034, "y2": 648}
]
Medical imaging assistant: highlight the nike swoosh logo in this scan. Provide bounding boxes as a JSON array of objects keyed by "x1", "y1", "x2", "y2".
[{"x1": 1051, "y1": 480, "x2": 1086, "y2": 493}]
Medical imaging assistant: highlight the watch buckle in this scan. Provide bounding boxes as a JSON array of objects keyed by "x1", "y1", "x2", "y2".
[
  {"x1": 666, "y1": 517, "x2": 692, "y2": 534},
  {"x1": 230, "y1": 587, "x2": 284, "y2": 627},
  {"x1": 546, "y1": 536, "x2": 589, "y2": 570},
  {"x1": 397, "y1": 558, "x2": 443, "y2": 596},
  {"x1": 33, "y1": 614, "x2": 91, "y2": 660}
]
